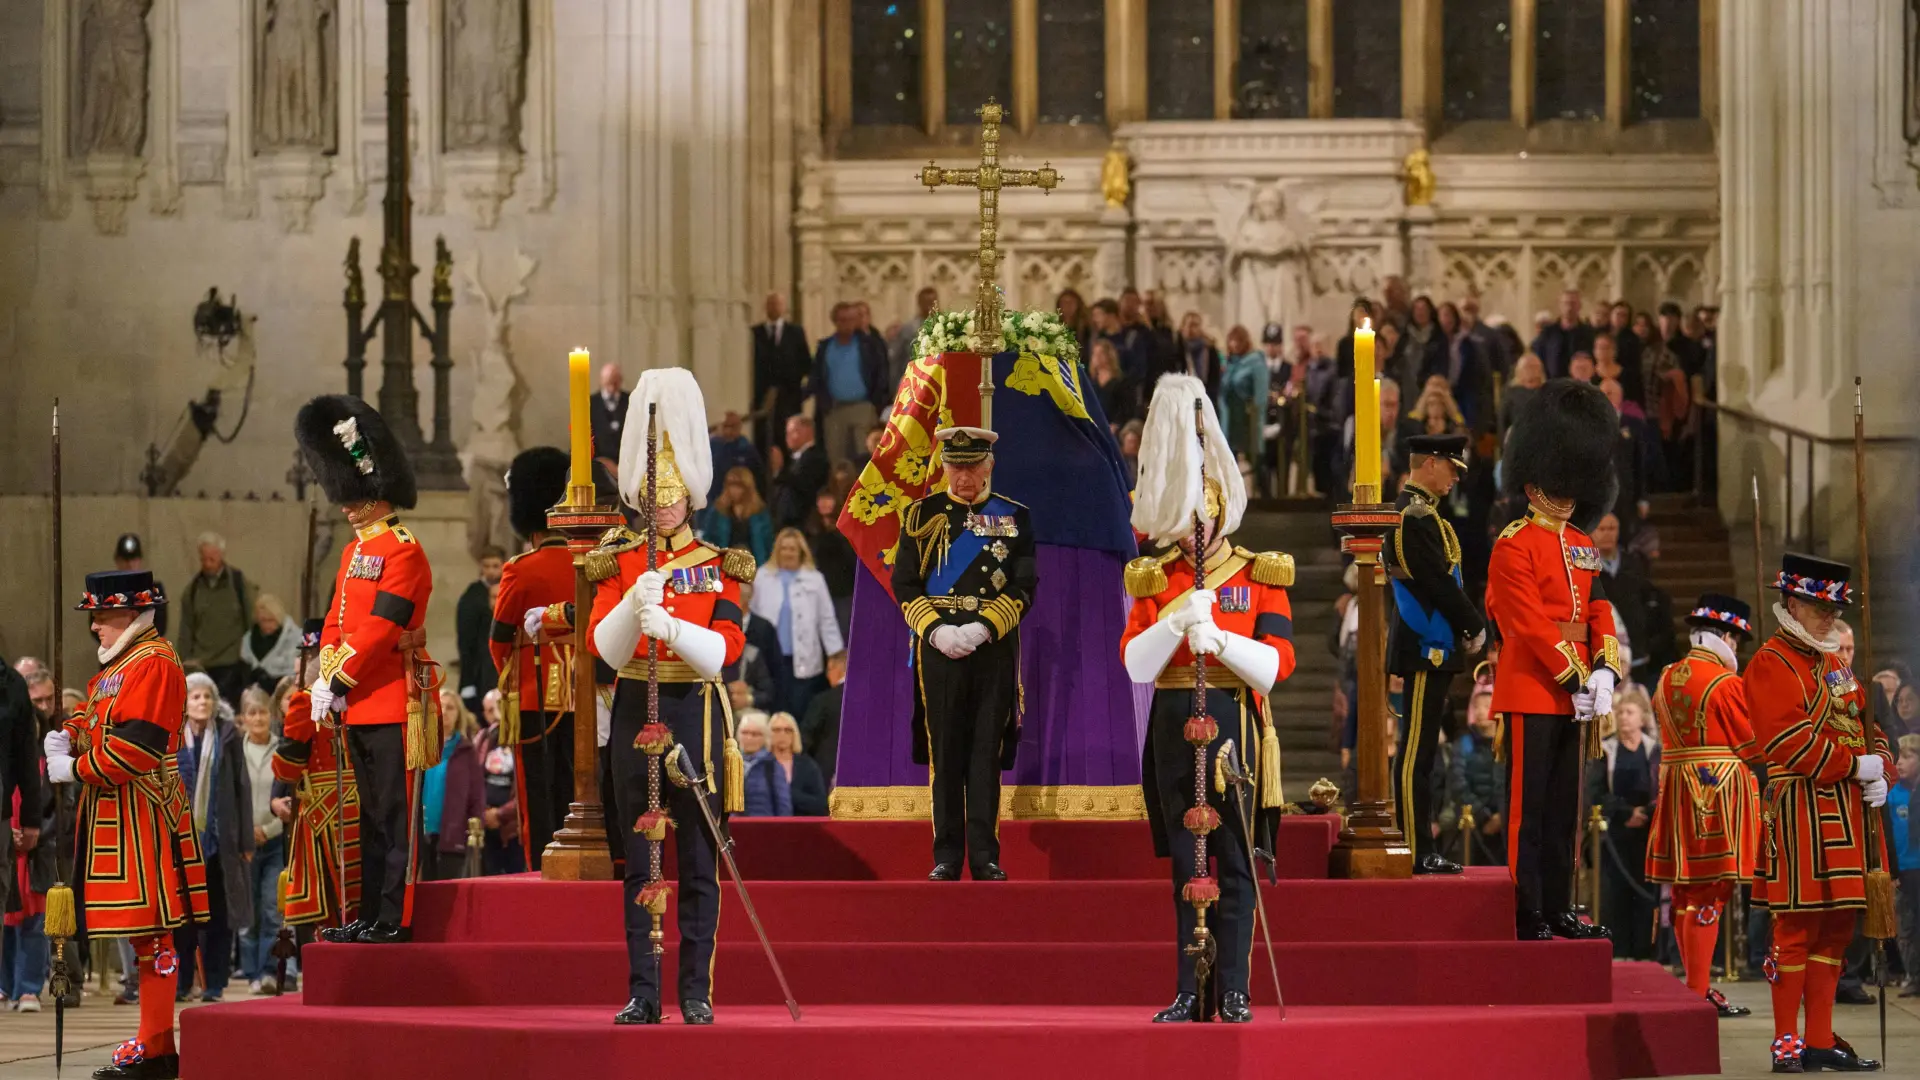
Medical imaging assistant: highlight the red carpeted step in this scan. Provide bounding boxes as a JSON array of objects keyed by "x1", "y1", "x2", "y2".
[
  {"x1": 715, "y1": 816, "x2": 1341, "y2": 881},
  {"x1": 410, "y1": 874, "x2": 1517, "y2": 944},
  {"x1": 181, "y1": 965, "x2": 1717, "y2": 1080},
  {"x1": 298, "y1": 938, "x2": 1613, "y2": 1008}
]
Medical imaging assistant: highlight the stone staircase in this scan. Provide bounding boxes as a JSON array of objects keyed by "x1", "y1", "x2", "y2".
[
  {"x1": 1234, "y1": 507, "x2": 1346, "y2": 796},
  {"x1": 1642, "y1": 493, "x2": 1740, "y2": 648}
]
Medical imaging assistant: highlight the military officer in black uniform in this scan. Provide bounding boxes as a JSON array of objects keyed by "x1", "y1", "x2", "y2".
[
  {"x1": 892, "y1": 427, "x2": 1038, "y2": 882},
  {"x1": 1384, "y1": 433, "x2": 1486, "y2": 875}
]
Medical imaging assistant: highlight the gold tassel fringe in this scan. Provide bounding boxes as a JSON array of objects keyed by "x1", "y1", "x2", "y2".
[
  {"x1": 500, "y1": 686, "x2": 522, "y2": 747},
  {"x1": 723, "y1": 738, "x2": 745, "y2": 814},
  {"x1": 1259, "y1": 724, "x2": 1284, "y2": 809},
  {"x1": 276, "y1": 867, "x2": 292, "y2": 916},
  {"x1": 406, "y1": 699, "x2": 444, "y2": 770},
  {"x1": 1865, "y1": 868, "x2": 1897, "y2": 940},
  {"x1": 44, "y1": 882, "x2": 76, "y2": 939},
  {"x1": 1123, "y1": 556, "x2": 1167, "y2": 598}
]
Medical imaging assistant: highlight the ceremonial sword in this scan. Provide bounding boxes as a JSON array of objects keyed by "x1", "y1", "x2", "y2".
[
  {"x1": 668, "y1": 744, "x2": 802, "y2": 1021},
  {"x1": 1217, "y1": 740, "x2": 1287, "y2": 1021}
]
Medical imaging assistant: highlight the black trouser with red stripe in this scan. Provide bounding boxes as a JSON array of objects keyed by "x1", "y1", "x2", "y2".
[{"x1": 1505, "y1": 712, "x2": 1582, "y2": 919}]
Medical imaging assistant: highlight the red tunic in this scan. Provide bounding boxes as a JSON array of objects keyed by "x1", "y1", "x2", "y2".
[
  {"x1": 585, "y1": 525, "x2": 747, "y2": 682},
  {"x1": 1645, "y1": 648, "x2": 1764, "y2": 885},
  {"x1": 1748, "y1": 630, "x2": 1891, "y2": 911},
  {"x1": 1485, "y1": 511, "x2": 1624, "y2": 716},
  {"x1": 319, "y1": 516, "x2": 434, "y2": 725},
  {"x1": 65, "y1": 629, "x2": 210, "y2": 938},
  {"x1": 488, "y1": 538, "x2": 578, "y2": 712},
  {"x1": 270, "y1": 689, "x2": 361, "y2": 926},
  {"x1": 1118, "y1": 545, "x2": 1299, "y2": 694}
]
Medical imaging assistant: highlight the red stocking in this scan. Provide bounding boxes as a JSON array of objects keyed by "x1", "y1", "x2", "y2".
[
  {"x1": 1769, "y1": 912, "x2": 1814, "y2": 1040},
  {"x1": 1801, "y1": 910, "x2": 1857, "y2": 1051}
]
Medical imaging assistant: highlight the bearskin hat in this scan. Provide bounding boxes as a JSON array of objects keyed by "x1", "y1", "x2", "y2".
[
  {"x1": 295, "y1": 394, "x2": 418, "y2": 509},
  {"x1": 506, "y1": 446, "x2": 571, "y2": 538},
  {"x1": 1503, "y1": 378, "x2": 1617, "y2": 531}
]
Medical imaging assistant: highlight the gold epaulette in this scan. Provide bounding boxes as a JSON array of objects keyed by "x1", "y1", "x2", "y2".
[
  {"x1": 721, "y1": 547, "x2": 757, "y2": 582},
  {"x1": 1402, "y1": 499, "x2": 1434, "y2": 519},
  {"x1": 585, "y1": 526, "x2": 644, "y2": 583},
  {"x1": 1124, "y1": 557, "x2": 1168, "y2": 598},
  {"x1": 392, "y1": 524, "x2": 417, "y2": 544},
  {"x1": 1497, "y1": 518, "x2": 1526, "y2": 541},
  {"x1": 1244, "y1": 549, "x2": 1295, "y2": 588}
]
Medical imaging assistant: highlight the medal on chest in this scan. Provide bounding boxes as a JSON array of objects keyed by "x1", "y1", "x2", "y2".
[
  {"x1": 669, "y1": 565, "x2": 722, "y2": 594},
  {"x1": 1566, "y1": 545, "x2": 1603, "y2": 572},
  {"x1": 965, "y1": 512, "x2": 1017, "y2": 538},
  {"x1": 1825, "y1": 667, "x2": 1862, "y2": 717},
  {"x1": 96, "y1": 672, "x2": 125, "y2": 698},
  {"x1": 348, "y1": 553, "x2": 386, "y2": 581},
  {"x1": 1217, "y1": 585, "x2": 1252, "y2": 614}
]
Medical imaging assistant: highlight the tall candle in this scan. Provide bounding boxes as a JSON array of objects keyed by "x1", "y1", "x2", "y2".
[
  {"x1": 1352, "y1": 319, "x2": 1380, "y2": 495},
  {"x1": 568, "y1": 348, "x2": 592, "y2": 491}
]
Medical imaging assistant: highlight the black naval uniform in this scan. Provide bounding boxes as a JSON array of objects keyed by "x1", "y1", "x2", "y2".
[
  {"x1": 892, "y1": 488, "x2": 1037, "y2": 877},
  {"x1": 1384, "y1": 474, "x2": 1485, "y2": 869}
]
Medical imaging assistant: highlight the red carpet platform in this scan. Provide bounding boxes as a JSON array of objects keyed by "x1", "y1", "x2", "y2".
[{"x1": 181, "y1": 818, "x2": 1718, "y2": 1079}]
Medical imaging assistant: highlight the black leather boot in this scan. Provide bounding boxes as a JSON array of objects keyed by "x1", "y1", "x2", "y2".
[
  {"x1": 1802, "y1": 1035, "x2": 1881, "y2": 1072},
  {"x1": 319, "y1": 918, "x2": 371, "y2": 944},
  {"x1": 1547, "y1": 911, "x2": 1610, "y2": 940},
  {"x1": 681, "y1": 999, "x2": 715, "y2": 1025},
  {"x1": 1152, "y1": 992, "x2": 1201, "y2": 1023},
  {"x1": 614, "y1": 998, "x2": 662, "y2": 1025},
  {"x1": 1516, "y1": 909, "x2": 1554, "y2": 941},
  {"x1": 1219, "y1": 991, "x2": 1253, "y2": 1023}
]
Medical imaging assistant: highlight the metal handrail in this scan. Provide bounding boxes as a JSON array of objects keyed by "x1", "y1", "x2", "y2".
[{"x1": 1698, "y1": 399, "x2": 1917, "y2": 449}]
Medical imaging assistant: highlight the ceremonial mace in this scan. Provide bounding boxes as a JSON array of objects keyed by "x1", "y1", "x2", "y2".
[
  {"x1": 1217, "y1": 741, "x2": 1286, "y2": 1020},
  {"x1": 1853, "y1": 378, "x2": 1895, "y2": 1068},
  {"x1": 668, "y1": 744, "x2": 802, "y2": 1021},
  {"x1": 44, "y1": 400, "x2": 73, "y2": 1076},
  {"x1": 1181, "y1": 398, "x2": 1221, "y2": 1022},
  {"x1": 630, "y1": 405, "x2": 671, "y2": 1023}
]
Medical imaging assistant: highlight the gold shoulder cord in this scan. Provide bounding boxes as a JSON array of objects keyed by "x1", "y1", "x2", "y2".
[{"x1": 901, "y1": 502, "x2": 952, "y2": 579}]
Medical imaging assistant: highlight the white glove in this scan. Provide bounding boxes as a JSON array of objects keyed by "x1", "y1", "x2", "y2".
[
  {"x1": 929, "y1": 625, "x2": 974, "y2": 660},
  {"x1": 1167, "y1": 591, "x2": 1216, "y2": 634},
  {"x1": 309, "y1": 678, "x2": 334, "y2": 717},
  {"x1": 1186, "y1": 622, "x2": 1229, "y2": 657},
  {"x1": 46, "y1": 754, "x2": 76, "y2": 785},
  {"x1": 1584, "y1": 668, "x2": 1616, "y2": 718},
  {"x1": 1862, "y1": 777, "x2": 1889, "y2": 808},
  {"x1": 44, "y1": 729, "x2": 71, "y2": 758},
  {"x1": 1571, "y1": 690, "x2": 1596, "y2": 721},
  {"x1": 954, "y1": 622, "x2": 992, "y2": 651},
  {"x1": 627, "y1": 570, "x2": 667, "y2": 611},
  {"x1": 523, "y1": 606, "x2": 548, "y2": 638},
  {"x1": 637, "y1": 604, "x2": 680, "y2": 643},
  {"x1": 1854, "y1": 755, "x2": 1886, "y2": 784}
]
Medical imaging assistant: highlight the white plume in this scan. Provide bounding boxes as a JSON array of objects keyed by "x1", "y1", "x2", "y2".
[
  {"x1": 1129, "y1": 375, "x2": 1244, "y2": 544},
  {"x1": 618, "y1": 367, "x2": 714, "y2": 511}
]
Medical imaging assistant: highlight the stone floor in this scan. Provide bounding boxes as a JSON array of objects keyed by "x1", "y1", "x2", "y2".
[{"x1": 1, "y1": 968, "x2": 1917, "y2": 1078}]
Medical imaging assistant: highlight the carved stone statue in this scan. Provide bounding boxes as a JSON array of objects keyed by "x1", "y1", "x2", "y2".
[
  {"x1": 1906, "y1": 0, "x2": 1920, "y2": 142},
  {"x1": 77, "y1": 0, "x2": 152, "y2": 157},
  {"x1": 258, "y1": 0, "x2": 335, "y2": 151},
  {"x1": 459, "y1": 248, "x2": 537, "y2": 559},
  {"x1": 1403, "y1": 149, "x2": 1436, "y2": 207},
  {"x1": 446, "y1": 0, "x2": 527, "y2": 152},
  {"x1": 1208, "y1": 181, "x2": 1322, "y2": 333},
  {"x1": 1100, "y1": 144, "x2": 1130, "y2": 209}
]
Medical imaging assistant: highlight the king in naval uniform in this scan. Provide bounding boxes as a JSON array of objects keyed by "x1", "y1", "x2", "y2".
[
  {"x1": 1747, "y1": 554, "x2": 1888, "y2": 1074},
  {"x1": 1644, "y1": 593, "x2": 1762, "y2": 1019},
  {"x1": 296, "y1": 395, "x2": 436, "y2": 946},
  {"x1": 1120, "y1": 375, "x2": 1295, "y2": 1025},
  {"x1": 1384, "y1": 432, "x2": 1486, "y2": 875},
  {"x1": 1485, "y1": 379, "x2": 1621, "y2": 943},
  {"x1": 891, "y1": 425, "x2": 1037, "y2": 882},
  {"x1": 586, "y1": 368, "x2": 753, "y2": 1027}
]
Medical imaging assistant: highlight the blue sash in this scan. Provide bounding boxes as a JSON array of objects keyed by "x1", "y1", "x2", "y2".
[
  {"x1": 1391, "y1": 565, "x2": 1459, "y2": 665},
  {"x1": 926, "y1": 516, "x2": 992, "y2": 597}
]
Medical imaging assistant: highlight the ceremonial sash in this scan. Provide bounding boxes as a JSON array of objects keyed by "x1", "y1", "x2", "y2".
[{"x1": 1390, "y1": 567, "x2": 1459, "y2": 666}]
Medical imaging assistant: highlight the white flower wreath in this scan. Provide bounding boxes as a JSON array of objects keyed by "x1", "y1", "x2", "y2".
[{"x1": 911, "y1": 308, "x2": 1081, "y2": 365}]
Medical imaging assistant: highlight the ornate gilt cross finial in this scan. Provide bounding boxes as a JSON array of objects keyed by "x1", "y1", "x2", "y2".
[{"x1": 919, "y1": 98, "x2": 1060, "y2": 357}]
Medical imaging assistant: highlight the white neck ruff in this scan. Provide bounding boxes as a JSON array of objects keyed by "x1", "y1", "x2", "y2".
[
  {"x1": 1689, "y1": 629, "x2": 1740, "y2": 671},
  {"x1": 1773, "y1": 603, "x2": 1840, "y2": 655},
  {"x1": 97, "y1": 610, "x2": 157, "y2": 665}
]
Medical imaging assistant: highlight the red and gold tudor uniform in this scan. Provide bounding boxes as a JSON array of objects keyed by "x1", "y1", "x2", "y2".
[
  {"x1": 1746, "y1": 554, "x2": 1889, "y2": 1071},
  {"x1": 1644, "y1": 595, "x2": 1762, "y2": 1011},
  {"x1": 586, "y1": 522, "x2": 751, "y2": 1013},
  {"x1": 1486, "y1": 505, "x2": 1623, "y2": 936},
  {"x1": 60, "y1": 571, "x2": 208, "y2": 1075},
  {"x1": 488, "y1": 446, "x2": 581, "y2": 869},
  {"x1": 1123, "y1": 542, "x2": 1296, "y2": 1014},
  {"x1": 270, "y1": 620, "x2": 361, "y2": 929}
]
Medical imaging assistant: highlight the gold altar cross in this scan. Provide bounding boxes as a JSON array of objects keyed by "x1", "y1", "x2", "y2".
[{"x1": 919, "y1": 98, "x2": 1060, "y2": 413}]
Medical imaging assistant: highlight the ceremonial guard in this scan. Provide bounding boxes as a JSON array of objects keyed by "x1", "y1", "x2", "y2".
[
  {"x1": 586, "y1": 369, "x2": 751, "y2": 1026},
  {"x1": 271, "y1": 618, "x2": 361, "y2": 936},
  {"x1": 1120, "y1": 375, "x2": 1294, "y2": 1024},
  {"x1": 1644, "y1": 594, "x2": 1762, "y2": 1018},
  {"x1": 489, "y1": 446, "x2": 579, "y2": 868},
  {"x1": 1748, "y1": 555, "x2": 1888, "y2": 1073},
  {"x1": 1486, "y1": 379, "x2": 1621, "y2": 942},
  {"x1": 891, "y1": 426, "x2": 1036, "y2": 882},
  {"x1": 43, "y1": 570, "x2": 208, "y2": 1079},
  {"x1": 1384, "y1": 433, "x2": 1485, "y2": 874},
  {"x1": 295, "y1": 395, "x2": 437, "y2": 946}
]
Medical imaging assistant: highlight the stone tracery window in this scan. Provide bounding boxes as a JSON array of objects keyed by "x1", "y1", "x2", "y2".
[
  {"x1": 945, "y1": 0, "x2": 1014, "y2": 125},
  {"x1": 1330, "y1": 0, "x2": 1400, "y2": 118},
  {"x1": 1444, "y1": 0, "x2": 1513, "y2": 124},
  {"x1": 1037, "y1": 0, "x2": 1106, "y2": 125},
  {"x1": 1146, "y1": 0, "x2": 1214, "y2": 120},
  {"x1": 1535, "y1": 0, "x2": 1606, "y2": 122},
  {"x1": 1234, "y1": 0, "x2": 1309, "y2": 119},
  {"x1": 1629, "y1": 0, "x2": 1700, "y2": 121},
  {"x1": 850, "y1": 0, "x2": 923, "y2": 127}
]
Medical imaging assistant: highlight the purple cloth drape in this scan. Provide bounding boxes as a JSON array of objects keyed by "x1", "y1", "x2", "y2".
[{"x1": 834, "y1": 544, "x2": 1143, "y2": 796}]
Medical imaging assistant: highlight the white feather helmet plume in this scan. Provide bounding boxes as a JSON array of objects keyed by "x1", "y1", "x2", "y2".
[
  {"x1": 618, "y1": 367, "x2": 714, "y2": 512},
  {"x1": 1129, "y1": 374, "x2": 1245, "y2": 545}
]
